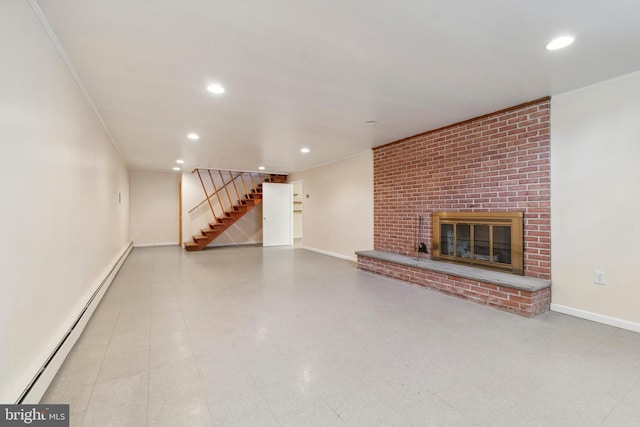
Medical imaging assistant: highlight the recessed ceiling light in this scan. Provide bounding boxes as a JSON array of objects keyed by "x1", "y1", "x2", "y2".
[
  {"x1": 207, "y1": 84, "x2": 225, "y2": 94},
  {"x1": 300, "y1": 148, "x2": 310, "y2": 153},
  {"x1": 187, "y1": 133, "x2": 199, "y2": 140},
  {"x1": 546, "y1": 36, "x2": 575, "y2": 50},
  {"x1": 258, "y1": 166, "x2": 266, "y2": 170},
  {"x1": 176, "y1": 159, "x2": 184, "y2": 164},
  {"x1": 366, "y1": 120, "x2": 377, "y2": 125},
  {"x1": 173, "y1": 167, "x2": 181, "y2": 171}
]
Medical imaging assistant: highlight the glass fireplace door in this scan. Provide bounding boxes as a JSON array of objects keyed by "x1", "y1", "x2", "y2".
[{"x1": 432, "y1": 212, "x2": 523, "y2": 275}]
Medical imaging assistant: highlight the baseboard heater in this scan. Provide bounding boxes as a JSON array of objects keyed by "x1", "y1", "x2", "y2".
[{"x1": 16, "y1": 241, "x2": 133, "y2": 404}]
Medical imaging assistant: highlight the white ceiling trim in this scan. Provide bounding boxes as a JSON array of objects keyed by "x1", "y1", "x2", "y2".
[
  {"x1": 552, "y1": 69, "x2": 640, "y2": 99},
  {"x1": 28, "y1": 0, "x2": 126, "y2": 164}
]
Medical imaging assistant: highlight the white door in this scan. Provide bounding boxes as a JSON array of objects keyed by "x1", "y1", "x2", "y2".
[{"x1": 262, "y1": 183, "x2": 292, "y2": 247}]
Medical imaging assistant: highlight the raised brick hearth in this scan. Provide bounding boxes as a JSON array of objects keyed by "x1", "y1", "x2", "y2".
[{"x1": 357, "y1": 251, "x2": 551, "y2": 317}]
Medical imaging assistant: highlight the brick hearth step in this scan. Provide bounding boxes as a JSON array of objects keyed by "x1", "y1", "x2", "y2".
[{"x1": 355, "y1": 250, "x2": 551, "y2": 318}]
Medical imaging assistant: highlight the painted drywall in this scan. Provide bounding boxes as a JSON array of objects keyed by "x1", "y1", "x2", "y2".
[
  {"x1": 130, "y1": 172, "x2": 179, "y2": 246},
  {"x1": 181, "y1": 171, "x2": 262, "y2": 247},
  {"x1": 290, "y1": 151, "x2": 374, "y2": 261},
  {"x1": 551, "y1": 71, "x2": 640, "y2": 325},
  {"x1": 0, "y1": 1, "x2": 130, "y2": 402}
]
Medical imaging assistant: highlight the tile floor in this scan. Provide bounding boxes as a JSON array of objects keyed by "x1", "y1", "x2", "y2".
[{"x1": 41, "y1": 245, "x2": 640, "y2": 426}]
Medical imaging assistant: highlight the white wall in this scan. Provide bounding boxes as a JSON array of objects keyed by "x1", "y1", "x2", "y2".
[
  {"x1": 0, "y1": 1, "x2": 130, "y2": 402},
  {"x1": 290, "y1": 151, "x2": 374, "y2": 261},
  {"x1": 181, "y1": 171, "x2": 262, "y2": 246},
  {"x1": 551, "y1": 71, "x2": 640, "y2": 328},
  {"x1": 131, "y1": 172, "x2": 179, "y2": 246}
]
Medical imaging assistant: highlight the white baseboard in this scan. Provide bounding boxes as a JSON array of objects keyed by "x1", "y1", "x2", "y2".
[
  {"x1": 550, "y1": 303, "x2": 640, "y2": 334},
  {"x1": 20, "y1": 242, "x2": 134, "y2": 404},
  {"x1": 302, "y1": 246, "x2": 357, "y2": 263},
  {"x1": 133, "y1": 242, "x2": 178, "y2": 248}
]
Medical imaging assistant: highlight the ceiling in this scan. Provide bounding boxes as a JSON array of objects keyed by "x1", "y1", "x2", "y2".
[{"x1": 36, "y1": 0, "x2": 640, "y2": 174}]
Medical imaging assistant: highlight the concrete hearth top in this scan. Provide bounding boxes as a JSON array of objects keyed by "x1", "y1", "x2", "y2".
[{"x1": 355, "y1": 250, "x2": 551, "y2": 292}]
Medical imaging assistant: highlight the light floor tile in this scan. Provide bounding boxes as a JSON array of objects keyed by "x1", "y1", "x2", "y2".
[
  {"x1": 148, "y1": 356, "x2": 200, "y2": 389},
  {"x1": 97, "y1": 349, "x2": 149, "y2": 381},
  {"x1": 39, "y1": 246, "x2": 640, "y2": 427},
  {"x1": 258, "y1": 377, "x2": 328, "y2": 417},
  {"x1": 210, "y1": 402, "x2": 279, "y2": 427},
  {"x1": 149, "y1": 312, "x2": 187, "y2": 337},
  {"x1": 104, "y1": 334, "x2": 150, "y2": 357},
  {"x1": 149, "y1": 341, "x2": 194, "y2": 370},
  {"x1": 601, "y1": 402, "x2": 640, "y2": 427},
  {"x1": 52, "y1": 360, "x2": 102, "y2": 388},
  {"x1": 59, "y1": 343, "x2": 108, "y2": 369},
  {"x1": 277, "y1": 402, "x2": 345, "y2": 427},
  {"x1": 150, "y1": 329, "x2": 191, "y2": 350},
  {"x1": 82, "y1": 373, "x2": 148, "y2": 427},
  {"x1": 148, "y1": 380, "x2": 213, "y2": 427},
  {"x1": 434, "y1": 379, "x2": 520, "y2": 425},
  {"x1": 69, "y1": 411, "x2": 84, "y2": 427},
  {"x1": 40, "y1": 380, "x2": 94, "y2": 415},
  {"x1": 492, "y1": 387, "x2": 618, "y2": 427},
  {"x1": 338, "y1": 401, "x2": 415, "y2": 427},
  {"x1": 205, "y1": 385, "x2": 271, "y2": 425},
  {"x1": 397, "y1": 393, "x2": 478, "y2": 427}
]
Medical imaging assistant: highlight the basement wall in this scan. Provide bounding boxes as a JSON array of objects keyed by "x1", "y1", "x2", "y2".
[
  {"x1": 551, "y1": 71, "x2": 640, "y2": 327},
  {"x1": 0, "y1": 1, "x2": 130, "y2": 402},
  {"x1": 290, "y1": 150, "x2": 374, "y2": 261},
  {"x1": 130, "y1": 172, "x2": 180, "y2": 246}
]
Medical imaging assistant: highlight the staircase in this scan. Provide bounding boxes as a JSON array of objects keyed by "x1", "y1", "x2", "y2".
[{"x1": 184, "y1": 169, "x2": 288, "y2": 251}]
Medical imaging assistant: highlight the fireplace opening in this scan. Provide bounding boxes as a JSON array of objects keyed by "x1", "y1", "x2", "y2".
[{"x1": 432, "y1": 211, "x2": 523, "y2": 275}]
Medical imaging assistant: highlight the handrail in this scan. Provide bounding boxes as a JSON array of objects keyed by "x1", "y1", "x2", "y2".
[
  {"x1": 190, "y1": 167, "x2": 284, "y2": 174},
  {"x1": 188, "y1": 169, "x2": 250, "y2": 213},
  {"x1": 188, "y1": 168, "x2": 262, "y2": 214}
]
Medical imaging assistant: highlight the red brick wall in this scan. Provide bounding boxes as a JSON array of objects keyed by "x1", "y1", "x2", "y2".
[{"x1": 373, "y1": 98, "x2": 551, "y2": 279}]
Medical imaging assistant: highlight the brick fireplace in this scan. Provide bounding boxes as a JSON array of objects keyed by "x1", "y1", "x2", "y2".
[{"x1": 357, "y1": 97, "x2": 552, "y2": 316}]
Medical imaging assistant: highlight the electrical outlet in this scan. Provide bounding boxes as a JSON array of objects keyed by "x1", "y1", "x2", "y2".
[{"x1": 594, "y1": 270, "x2": 606, "y2": 285}]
